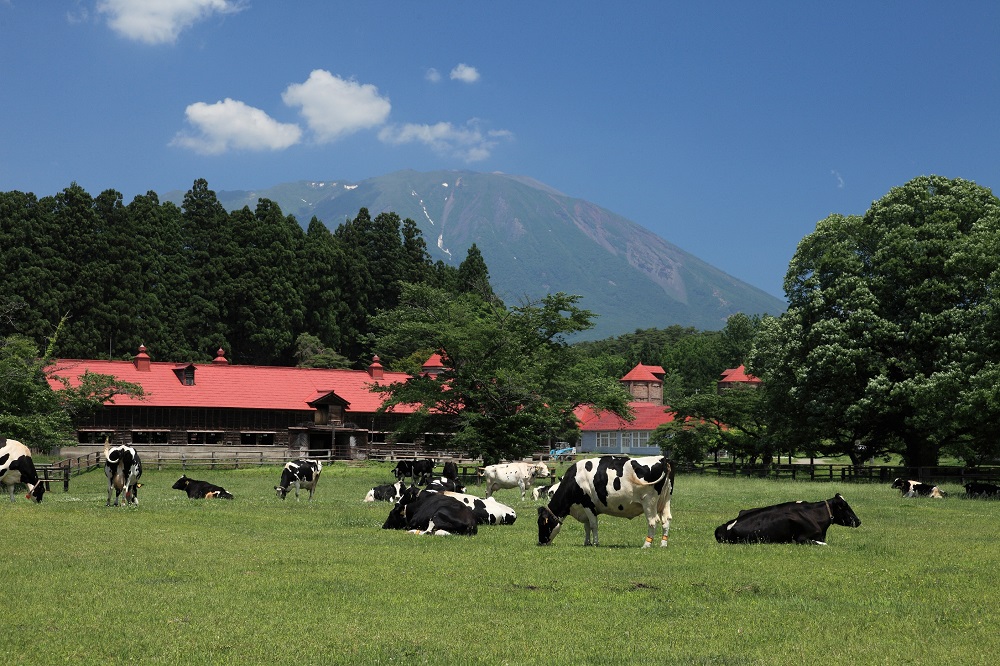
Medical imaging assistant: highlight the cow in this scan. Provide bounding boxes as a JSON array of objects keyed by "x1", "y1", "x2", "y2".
[
  {"x1": 714, "y1": 494, "x2": 862, "y2": 545},
  {"x1": 532, "y1": 479, "x2": 560, "y2": 501},
  {"x1": 0, "y1": 438, "x2": 45, "y2": 503},
  {"x1": 363, "y1": 481, "x2": 419, "y2": 503},
  {"x1": 891, "y1": 478, "x2": 945, "y2": 498},
  {"x1": 481, "y1": 461, "x2": 551, "y2": 499},
  {"x1": 172, "y1": 475, "x2": 235, "y2": 499},
  {"x1": 424, "y1": 476, "x2": 466, "y2": 493},
  {"x1": 104, "y1": 443, "x2": 142, "y2": 506},
  {"x1": 274, "y1": 459, "x2": 322, "y2": 501},
  {"x1": 393, "y1": 459, "x2": 435, "y2": 485},
  {"x1": 537, "y1": 455, "x2": 673, "y2": 548},
  {"x1": 442, "y1": 461, "x2": 459, "y2": 481},
  {"x1": 964, "y1": 481, "x2": 1000, "y2": 498},
  {"x1": 443, "y1": 491, "x2": 517, "y2": 525},
  {"x1": 382, "y1": 490, "x2": 478, "y2": 536}
]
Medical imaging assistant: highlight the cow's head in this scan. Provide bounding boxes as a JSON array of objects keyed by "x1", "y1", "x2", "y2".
[
  {"x1": 890, "y1": 478, "x2": 905, "y2": 490},
  {"x1": 171, "y1": 476, "x2": 190, "y2": 491},
  {"x1": 26, "y1": 481, "x2": 45, "y2": 503},
  {"x1": 829, "y1": 493, "x2": 862, "y2": 528},
  {"x1": 274, "y1": 484, "x2": 289, "y2": 500},
  {"x1": 537, "y1": 505, "x2": 563, "y2": 545},
  {"x1": 534, "y1": 462, "x2": 551, "y2": 479},
  {"x1": 382, "y1": 502, "x2": 408, "y2": 530}
]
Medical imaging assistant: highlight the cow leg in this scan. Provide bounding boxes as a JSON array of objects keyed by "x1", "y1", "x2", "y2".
[
  {"x1": 583, "y1": 513, "x2": 598, "y2": 546},
  {"x1": 659, "y1": 498, "x2": 673, "y2": 548},
  {"x1": 6, "y1": 484, "x2": 13, "y2": 503}
]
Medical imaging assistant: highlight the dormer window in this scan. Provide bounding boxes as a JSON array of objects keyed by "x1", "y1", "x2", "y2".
[{"x1": 173, "y1": 363, "x2": 196, "y2": 386}]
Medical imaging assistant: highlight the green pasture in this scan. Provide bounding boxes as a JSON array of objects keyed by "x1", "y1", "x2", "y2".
[{"x1": 4, "y1": 462, "x2": 997, "y2": 665}]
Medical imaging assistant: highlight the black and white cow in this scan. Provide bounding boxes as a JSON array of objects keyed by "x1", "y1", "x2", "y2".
[
  {"x1": 393, "y1": 459, "x2": 435, "y2": 485},
  {"x1": 172, "y1": 475, "x2": 234, "y2": 499},
  {"x1": 531, "y1": 479, "x2": 560, "y2": 501},
  {"x1": 424, "y1": 476, "x2": 466, "y2": 493},
  {"x1": 891, "y1": 478, "x2": 945, "y2": 498},
  {"x1": 275, "y1": 459, "x2": 323, "y2": 501},
  {"x1": 442, "y1": 461, "x2": 459, "y2": 481},
  {"x1": 382, "y1": 490, "x2": 478, "y2": 536},
  {"x1": 104, "y1": 443, "x2": 142, "y2": 506},
  {"x1": 443, "y1": 491, "x2": 517, "y2": 525},
  {"x1": 537, "y1": 455, "x2": 674, "y2": 548},
  {"x1": 0, "y1": 438, "x2": 45, "y2": 503},
  {"x1": 964, "y1": 481, "x2": 1000, "y2": 498},
  {"x1": 363, "y1": 481, "x2": 419, "y2": 503},
  {"x1": 715, "y1": 494, "x2": 862, "y2": 545}
]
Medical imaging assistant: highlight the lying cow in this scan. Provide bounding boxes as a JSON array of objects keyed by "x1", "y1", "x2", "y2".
[
  {"x1": 425, "y1": 476, "x2": 466, "y2": 493},
  {"x1": 364, "y1": 481, "x2": 419, "y2": 503},
  {"x1": 964, "y1": 481, "x2": 1000, "y2": 498},
  {"x1": 532, "y1": 479, "x2": 560, "y2": 501},
  {"x1": 105, "y1": 443, "x2": 142, "y2": 506},
  {"x1": 382, "y1": 490, "x2": 478, "y2": 536},
  {"x1": 275, "y1": 459, "x2": 322, "y2": 501},
  {"x1": 443, "y1": 491, "x2": 517, "y2": 525},
  {"x1": 172, "y1": 475, "x2": 234, "y2": 499},
  {"x1": 0, "y1": 438, "x2": 45, "y2": 503},
  {"x1": 481, "y1": 461, "x2": 550, "y2": 499},
  {"x1": 891, "y1": 478, "x2": 945, "y2": 498},
  {"x1": 537, "y1": 455, "x2": 673, "y2": 548},
  {"x1": 715, "y1": 494, "x2": 862, "y2": 545}
]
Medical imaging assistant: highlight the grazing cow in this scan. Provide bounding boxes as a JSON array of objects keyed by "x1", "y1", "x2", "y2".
[
  {"x1": 443, "y1": 491, "x2": 517, "y2": 525},
  {"x1": 382, "y1": 490, "x2": 478, "y2": 536},
  {"x1": 481, "y1": 461, "x2": 551, "y2": 499},
  {"x1": 393, "y1": 459, "x2": 435, "y2": 485},
  {"x1": 172, "y1": 475, "x2": 234, "y2": 499},
  {"x1": 364, "y1": 481, "x2": 419, "y2": 503},
  {"x1": 532, "y1": 479, "x2": 560, "y2": 501},
  {"x1": 442, "y1": 461, "x2": 459, "y2": 481},
  {"x1": 715, "y1": 494, "x2": 862, "y2": 545},
  {"x1": 891, "y1": 478, "x2": 945, "y2": 498},
  {"x1": 537, "y1": 456, "x2": 673, "y2": 548},
  {"x1": 105, "y1": 443, "x2": 142, "y2": 507},
  {"x1": 424, "y1": 476, "x2": 466, "y2": 493},
  {"x1": 964, "y1": 481, "x2": 1000, "y2": 498},
  {"x1": 274, "y1": 459, "x2": 323, "y2": 501},
  {"x1": 0, "y1": 438, "x2": 45, "y2": 503}
]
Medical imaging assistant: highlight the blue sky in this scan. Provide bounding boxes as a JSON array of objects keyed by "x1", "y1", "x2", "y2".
[{"x1": 2, "y1": 2, "x2": 998, "y2": 299}]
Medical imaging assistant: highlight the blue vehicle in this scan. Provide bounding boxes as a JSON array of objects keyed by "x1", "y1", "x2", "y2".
[{"x1": 549, "y1": 446, "x2": 576, "y2": 461}]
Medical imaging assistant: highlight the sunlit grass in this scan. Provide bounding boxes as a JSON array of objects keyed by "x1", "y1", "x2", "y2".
[{"x1": 3, "y1": 463, "x2": 997, "y2": 664}]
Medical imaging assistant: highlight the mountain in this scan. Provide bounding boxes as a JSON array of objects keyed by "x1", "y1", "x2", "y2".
[{"x1": 165, "y1": 170, "x2": 786, "y2": 339}]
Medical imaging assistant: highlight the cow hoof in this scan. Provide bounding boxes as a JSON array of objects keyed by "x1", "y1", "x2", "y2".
[{"x1": 642, "y1": 541, "x2": 652, "y2": 549}]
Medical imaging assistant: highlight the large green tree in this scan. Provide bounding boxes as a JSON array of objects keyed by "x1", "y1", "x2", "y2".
[
  {"x1": 371, "y1": 284, "x2": 632, "y2": 464},
  {"x1": 751, "y1": 176, "x2": 1000, "y2": 467}
]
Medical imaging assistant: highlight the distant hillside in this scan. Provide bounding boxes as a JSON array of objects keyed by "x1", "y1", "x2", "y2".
[{"x1": 166, "y1": 170, "x2": 785, "y2": 339}]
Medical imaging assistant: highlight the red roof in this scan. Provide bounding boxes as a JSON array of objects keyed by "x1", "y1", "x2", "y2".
[
  {"x1": 718, "y1": 365, "x2": 761, "y2": 385},
  {"x1": 574, "y1": 401, "x2": 676, "y2": 432},
  {"x1": 620, "y1": 363, "x2": 666, "y2": 383},
  {"x1": 47, "y1": 354, "x2": 415, "y2": 414}
]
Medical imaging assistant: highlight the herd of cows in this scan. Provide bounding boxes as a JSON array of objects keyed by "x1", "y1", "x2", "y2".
[{"x1": 3, "y1": 437, "x2": 1000, "y2": 547}]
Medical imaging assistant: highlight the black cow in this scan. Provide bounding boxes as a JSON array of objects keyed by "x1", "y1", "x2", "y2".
[
  {"x1": 537, "y1": 455, "x2": 674, "y2": 548},
  {"x1": 364, "y1": 481, "x2": 419, "y2": 503},
  {"x1": 0, "y1": 438, "x2": 45, "y2": 503},
  {"x1": 172, "y1": 475, "x2": 234, "y2": 499},
  {"x1": 105, "y1": 443, "x2": 142, "y2": 507},
  {"x1": 964, "y1": 481, "x2": 1000, "y2": 498},
  {"x1": 275, "y1": 459, "x2": 323, "y2": 501},
  {"x1": 382, "y1": 490, "x2": 478, "y2": 536},
  {"x1": 442, "y1": 461, "x2": 459, "y2": 481},
  {"x1": 715, "y1": 494, "x2": 862, "y2": 545},
  {"x1": 891, "y1": 478, "x2": 945, "y2": 498},
  {"x1": 393, "y1": 459, "x2": 435, "y2": 484}
]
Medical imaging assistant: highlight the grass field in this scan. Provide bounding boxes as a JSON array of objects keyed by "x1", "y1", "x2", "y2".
[{"x1": 3, "y1": 461, "x2": 997, "y2": 665}]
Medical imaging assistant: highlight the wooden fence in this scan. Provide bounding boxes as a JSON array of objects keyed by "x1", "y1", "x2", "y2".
[{"x1": 685, "y1": 461, "x2": 1000, "y2": 485}]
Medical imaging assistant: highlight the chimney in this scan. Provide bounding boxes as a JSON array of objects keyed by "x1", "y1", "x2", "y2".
[
  {"x1": 367, "y1": 355, "x2": 384, "y2": 380},
  {"x1": 212, "y1": 348, "x2": 229, "y2": 364},
  {"x1": 134, "y1": 344, "x2": 151, "y2": 372}
]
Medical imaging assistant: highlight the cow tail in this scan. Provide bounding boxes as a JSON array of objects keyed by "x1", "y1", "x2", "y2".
[{"x1": 667, "y1": 459, "x2": 675, "y2": 495}]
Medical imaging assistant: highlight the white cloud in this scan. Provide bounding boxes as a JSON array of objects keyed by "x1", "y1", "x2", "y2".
[
  {"x1": 831, "y1": 169, "x2": 845, "y2": 189},
  {"x1": 97, "y1": 0, "x2": 244, "y2": 45},
  {"x1": 450, "y1": 63, "x2": 480, "y2": 83},
  {"x1": 425, "y1": 68, "x2": 442, "y2": 83},
  {"x1": 282, "y1": 70, "x2": 392, "y2": 143},
  {"x1": 170, "y1": 98, "x2": 302, "y2": 155},
  {"x1": 378, "y1": 120, "x2": 512, "y2": 162}
]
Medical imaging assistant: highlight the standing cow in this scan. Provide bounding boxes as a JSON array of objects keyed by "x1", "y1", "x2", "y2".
[
  {"x1": 172, "y1": 475, "x2": 235, "y2": 499},
  {"x1": 0, "y1": 438, "x2": 45, "y2": 503},
  {"x1": 481, "y1": 461, "x2": 551, "y2": 499},
  {"x1": 537, "y1": 455, "x2": 674, "y2": 548},
  {"x1": 105, "y1": 443, "x2": 142, "y2": 507},
  {"x1": 275, "y1": 459, "x2": 323, "y2": 501},
  {"x1": 715, "y1": 494, "x2": 862, "y2": 545}
]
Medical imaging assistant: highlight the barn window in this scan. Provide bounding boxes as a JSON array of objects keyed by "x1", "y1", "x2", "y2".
[
  {"x1": 131, "y1": 431, "x2": 170, "y2": 444},
  {"x1": 187, "y1": 431, "x2": 222, "y2": 445},
  {"x1": 78, "y1": 430, "x2": 114, "y2": 444},
  {"x1": 240, "y1": 432, "x2": 276, "y2": 446}
]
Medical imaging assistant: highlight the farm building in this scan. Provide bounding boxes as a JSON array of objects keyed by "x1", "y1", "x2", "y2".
[
  {"x1": 717, "y1": 364, "x2": 760, "y2": 391},
  {"x1": 47, "y1": 345, "x2": 424, "y2": 459}
]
